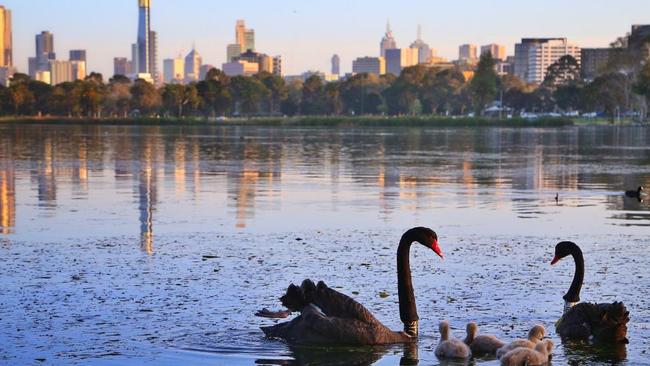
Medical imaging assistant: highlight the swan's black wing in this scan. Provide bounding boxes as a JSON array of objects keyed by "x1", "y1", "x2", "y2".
[{"x1": 280, "y1": 279, "x2": 381, "y2": 325}]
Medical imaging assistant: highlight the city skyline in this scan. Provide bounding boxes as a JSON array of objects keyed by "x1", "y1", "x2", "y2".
[{"x1": 4, "y1": 0, "x2": 650, "y2": 77}]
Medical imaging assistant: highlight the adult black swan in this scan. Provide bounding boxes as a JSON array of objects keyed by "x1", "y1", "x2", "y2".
[
  {"x1": 551, "y1": 241, "x2": 629, "y2": 344},
  {"x1": 257, "y1": 227, "x2": 443, "y2": 345}
]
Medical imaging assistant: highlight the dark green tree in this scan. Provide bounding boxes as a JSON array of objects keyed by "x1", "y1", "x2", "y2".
[
  {"x1": 469, "y1": 52, "x2": 498, "y2": 115},
  {"x1": 543, "y1": 55, "x2": 581, "y2": 88},
  {"x1": 130, "y1": 79, "x2": 161, "y2": 116}
]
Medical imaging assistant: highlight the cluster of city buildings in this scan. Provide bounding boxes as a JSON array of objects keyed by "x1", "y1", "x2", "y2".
[
  {"x1": 342, "y1": 22, "x2": 650, "y2": 85},
  {"x1": 0, "y1": 1, "x2": 648, "y2": 88}
]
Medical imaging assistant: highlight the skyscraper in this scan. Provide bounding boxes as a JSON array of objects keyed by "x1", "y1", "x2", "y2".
[
  {"x1": 114, "y1": 57, "x2": 132, "y2": 76},
  {"x1": 380, "y1": 21, "x2": 397, "y2": 57},
  {"x1": 163, "y1": 56, "x2": 184, "y2": 83},
  {"x1": 235, "y1": 20, "x2": 255, "y2": 52},
  {"x1": 184, "y1": 47, "x2": 202, "y2": 82},
  {"x1": 410, "y1": 25, "x2": 431, "y2": 64},
  {"x1": 0, "y1": 6, "x2": 12, "y2": 67},
  {"x1": 69, "y1": 50, "x2": 86, "y2": 62},
  {"x1": 331, "y1": 54, "x2": 340, "y2": 75},
  {"x1": 36, "y1": 31, "x2": 55, "y2": 71},
  {"x1": 137, "y1": 0, "x2": 151, "y2": 74},
  {"x1": 480, "y1": 44, "x2": 506, "y2": 61},
  {"x1": 385, "y1": 48, "x2": 418, "y2": 76},
  {"x1": 149, "y1": 30, "x2": 158, "y2": 82},
  {"x1": 459, "y1": 44, "x2": 477, "y2": 62}
]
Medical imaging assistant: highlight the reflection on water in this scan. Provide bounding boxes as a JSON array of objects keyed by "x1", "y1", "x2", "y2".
[{"x1": 0, "y1": 124, "x2": 648, "y2": 239}]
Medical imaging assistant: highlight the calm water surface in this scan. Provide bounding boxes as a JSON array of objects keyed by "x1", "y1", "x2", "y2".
[{"x1": 0, "y1": 124, "x2": 649, "y2": 365}]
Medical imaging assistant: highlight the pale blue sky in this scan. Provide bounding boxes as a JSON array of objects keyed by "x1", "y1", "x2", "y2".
[{"x1": 6, "y1": 0, "x2": 650, "y2": 76}]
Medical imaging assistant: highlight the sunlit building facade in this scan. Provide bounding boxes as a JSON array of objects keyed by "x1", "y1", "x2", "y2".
[
  {"x1": 163, "y1": 56, "x2": 184, "y2": 83},
  {"x1": 352, "y1": 56, "x2": 385, "y2": 75},
  {"x1": 0, "y1": 6, "x2": 12, "y2": 68},
  {"x1": 184, "y1": 48, "x2": 202, "y2": 82},
  {"x1": 481, "y1": 44, "x2": 506, "y2": 61},
  {"x1": 385, "y1": 48, "x2": 417, "y2": 76},
  {"x1": 514, "y1": 38, "x2": 581, "y2": 84}
]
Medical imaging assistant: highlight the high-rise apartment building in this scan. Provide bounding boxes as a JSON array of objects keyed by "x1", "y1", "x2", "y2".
[
  {"x1": 385, "y1": 48, "x2": 418, "y2": 76},
  {"x1": 380, "y1": 21, "x2": 397, "y2": 57},
  {"x1": 458, "y1": 44, "x2": 477, "y2": 62},
  {"x1": 137, "y1": 0, "x2": 151, "y2": 74},
  {"x1": 184, "y1": 48, "x2": 202, "y2": 82},
  {"x1": 514, "y1": 38, "x2": 581, "y2": 84},
  {"x1": 352, "y1": 56, "x2": 386, "y2": 75},
  {"x1": 163, "y1": 56, "x2": 184, "y2": 83},
  {"x1": 331, "y1": 54, "x2": 340, "y2": 75},
  {"x1": 0, "y1": 6, "x2": 12, "y2": 67},
  {"x1": 410, "y1": 25, "x2": 431, "y2": 64},
  {"x1": 69, "y1": 49, "x2": 86, "y2": 62},
  {"x1": 480, "y1": 44, "x2": 506, "y2": 61},
  {"x1": 71, "y1": 60, "x2": 86, "y2": 80}
]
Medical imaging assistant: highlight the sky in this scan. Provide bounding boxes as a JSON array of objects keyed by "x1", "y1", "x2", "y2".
[{"x1": 6, "y1": 0, "x2": 650, "y2": 77}]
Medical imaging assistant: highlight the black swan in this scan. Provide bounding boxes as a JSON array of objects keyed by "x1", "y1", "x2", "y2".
[
  {"x1": 551, "y1": 241, "x2": 629, "y2": 344},
  {"x1": 258, "y1": 227, "x2": 443, "y2": 345},
  {"x1": 624, "y1": 186, "x2": 643, "y2": 199}
]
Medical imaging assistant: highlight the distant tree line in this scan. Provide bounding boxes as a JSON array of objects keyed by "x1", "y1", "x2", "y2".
[{"x1": 2, "y1": 44, "x2": 650, "y2": 121}]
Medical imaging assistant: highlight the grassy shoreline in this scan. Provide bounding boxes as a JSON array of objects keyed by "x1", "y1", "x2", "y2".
[{"x1": 0, "y1": 115, "x2": 581, "y2": 127}]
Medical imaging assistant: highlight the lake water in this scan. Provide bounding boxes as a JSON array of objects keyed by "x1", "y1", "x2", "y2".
[{"x1": 0, "y1": 123, "x2": 648, "y2": 365}]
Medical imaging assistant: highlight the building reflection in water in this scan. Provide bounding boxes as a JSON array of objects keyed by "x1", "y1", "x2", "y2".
[
  {"x1": 137, "y1": 135, "x2": 158, "y2": 254},
  {"x1": 36, "y1": 136, "x2": 57, "y2": 207},
  {"x1": 0, "y1": 142, "x2": 15, "y2": 234}
]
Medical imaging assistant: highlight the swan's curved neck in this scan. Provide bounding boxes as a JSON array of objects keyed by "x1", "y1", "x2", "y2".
[
  {"x1": 564, "y1": 246, "x2": 584, "y2": 303},
  {"x1": 397, "y1": 231, "x2": 418, "y2": 336}
]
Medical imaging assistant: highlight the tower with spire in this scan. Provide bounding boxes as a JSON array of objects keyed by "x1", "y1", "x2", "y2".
[
  {"x1": 380, "y1": 20, "x2": 397, "y2": 57},
  {"x1": 410, "y1": 24, "x2": 432, "y2": 64}
]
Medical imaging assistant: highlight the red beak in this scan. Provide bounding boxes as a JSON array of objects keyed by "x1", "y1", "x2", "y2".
[
  {"x1": 432, "y1": 239, "x2": 444, "y2": 259},
  {"x1": 550, "y1": 255, "x2": 560, "y2": 265}
]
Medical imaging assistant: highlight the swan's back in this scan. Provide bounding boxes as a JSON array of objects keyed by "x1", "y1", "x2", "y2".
[{"x1": 500, "y1": 340, "x2": 553, "y2": 366}]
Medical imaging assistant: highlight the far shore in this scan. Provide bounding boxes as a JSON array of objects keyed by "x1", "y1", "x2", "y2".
[{"x1": 0, "y1": 115, "x2": 647, "y2": 128}]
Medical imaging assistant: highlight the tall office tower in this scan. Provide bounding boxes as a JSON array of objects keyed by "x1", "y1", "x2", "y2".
[
  {"x1": 235, "y1": 19, "x2": 255, "y2": 52},
  {"x1": 149, "y1": 30, "x2": 158, "y2": 82},
  {"x1": 385, "y1": 48, "x2": 418, "y2": 76},
  {"x1": 331, "y1": 54, "x2": 340, "y2": 75},
  {"x1": 36, "y1": 31, "x2": 56, "y2": 71},
  {"x1": 480, "y1": 44, "x2": 506, "y2": 61},
  {"x1": 163, "y1": 56, "x2": 184, "y2": 83},
  {"x1": 0, "y1": 6, "x2": 12, "y2": 67},
  {"x1": 137, "y1": 0, "x2": 151, "y2": 74},
  {"x1": 69, "y1": 49, "x2": 86, "y2": 62},
  {"x1": 380, "y1": 21, "x2": 397, "y2": 57},
  {"x1": 184, "y1": 47, "x2": 202, "y2": 82},
  {"x1": 71, "y1": 61, "x2": 86, "y2": 80},
  {"x1": 272, "y1": 55, "x2": 282, "y2": 76},
  {"x1": 131, "y1": 43, "x2": 139, "y2": 73},
  {"x1": 410, "y1": 25, "x2": 431, "y2": 64},
  {"x1": 514, "y1": 38, "x2": 580, "y2": 84},
  {"x1": 458, "y1": 44, "x2": 477, "y2": 62}
]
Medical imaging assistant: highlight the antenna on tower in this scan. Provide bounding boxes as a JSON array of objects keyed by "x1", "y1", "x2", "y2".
[
  {"x1": 386, "y1": 19, "x2": 391, "y2": 35},
  {"x1": 417, "y1": 25, "x2": 422, "y2": 41}
]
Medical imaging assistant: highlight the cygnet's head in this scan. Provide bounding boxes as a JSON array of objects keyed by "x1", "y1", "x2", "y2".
[{"x1": 528, "y1": 324, "x2": 546, "y2": 342}]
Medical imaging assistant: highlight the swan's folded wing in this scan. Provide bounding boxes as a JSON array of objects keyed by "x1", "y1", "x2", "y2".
[{"x1": 310, "y1": 281, "x2": 382, "y2": 325}]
